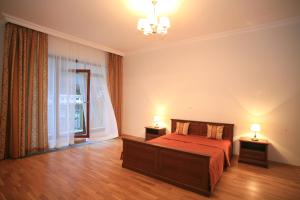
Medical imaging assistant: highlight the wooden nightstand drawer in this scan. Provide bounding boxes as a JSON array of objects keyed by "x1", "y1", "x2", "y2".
[
  {"x1": 239, "y1": 137, "x2": 269, "y2": 168},
  {"x1": 145, "y1": 127, "x2": 166, "y2": 141},
  {"x1": 240, "y1": 149, "x2": 266, "y2": 161}
]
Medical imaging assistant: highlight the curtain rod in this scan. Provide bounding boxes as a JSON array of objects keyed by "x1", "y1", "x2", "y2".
[{"x1": 48, "y1": 54, "x2": 102, "y2": 68}]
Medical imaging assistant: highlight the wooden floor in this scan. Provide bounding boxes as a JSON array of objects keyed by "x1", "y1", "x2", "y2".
[{"x1": 0, "y1": 139, "x2": 300, "y2": 200}]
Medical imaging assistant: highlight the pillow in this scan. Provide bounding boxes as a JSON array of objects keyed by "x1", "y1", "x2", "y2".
[
  {"x1": 207, "y1": 124, "x2": 224, "y2": 140},
  {"x1": 175, "y1": 122, "x2": 190, "y2": 135}
]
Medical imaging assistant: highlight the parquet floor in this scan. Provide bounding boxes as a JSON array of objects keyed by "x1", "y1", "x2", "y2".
[{"x1": 0, "y1": 138, "x2": 299, "y2": 200}]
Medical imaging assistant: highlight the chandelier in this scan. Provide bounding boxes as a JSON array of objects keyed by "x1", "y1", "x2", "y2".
[{"x1": 137, "y1": 0, "x2": 171, "y2": 35}]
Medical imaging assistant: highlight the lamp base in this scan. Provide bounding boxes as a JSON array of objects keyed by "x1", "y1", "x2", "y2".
[{"x1": 251, "y1": 137, "x2": 259, "y2": 141}]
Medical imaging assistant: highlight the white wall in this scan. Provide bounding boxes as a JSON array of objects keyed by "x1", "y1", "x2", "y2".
[{"x1": 123, "y1": 21, "x2": 300, "y2": 166}]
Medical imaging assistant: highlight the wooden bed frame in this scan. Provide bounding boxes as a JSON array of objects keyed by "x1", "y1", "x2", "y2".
[{"x1": 122, "y1": 119, "x2": 234, "y2": 196}]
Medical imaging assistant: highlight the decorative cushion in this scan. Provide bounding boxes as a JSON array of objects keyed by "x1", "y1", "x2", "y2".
[
  {"x1": 207, "y1": 124, "x2": 224, "y2": 140},
  {"x1": 175, "y1": 122, "x2": 190, "y2": 135}
]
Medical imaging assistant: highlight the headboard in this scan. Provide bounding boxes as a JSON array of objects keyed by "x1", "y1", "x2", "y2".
[{"x1": 171, "y1": 119, "x2": 234, "y2": 145}]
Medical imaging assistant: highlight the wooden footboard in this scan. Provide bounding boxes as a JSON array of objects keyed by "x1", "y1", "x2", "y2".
[{"x1": 122, "y1": 137, "x2": 211, "y2": 196}]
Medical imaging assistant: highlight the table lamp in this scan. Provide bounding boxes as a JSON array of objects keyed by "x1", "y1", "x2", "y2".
[
  {"x1": 154, "y1": 116, "x2": 160, "y2": 128},
  {"x1": 251, "y1": 123, "x2": 261, "y2": 141}
]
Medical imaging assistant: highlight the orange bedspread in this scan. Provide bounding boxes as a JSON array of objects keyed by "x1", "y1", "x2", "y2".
[{"x1": 148, "y1": 134, "x2": 231, "y2": 191}]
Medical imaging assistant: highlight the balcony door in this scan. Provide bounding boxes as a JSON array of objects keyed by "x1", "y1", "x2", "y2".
[{"x1": 74, "y1": 69, "x2": 90, "y2": 138}]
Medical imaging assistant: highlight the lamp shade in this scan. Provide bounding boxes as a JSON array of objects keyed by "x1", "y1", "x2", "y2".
[
  {"x1": 154, "y1": 115, "x2": 161, "y2": 123},
  {"x1": 159, "y1": 16, "x2": 170, "y2": 28},
  {"x1": 251, "y1": 124, "x2": 261, "y2": 132},
  {"x1": 137, "y1": 18, "x2": 147, "y2": 30}
]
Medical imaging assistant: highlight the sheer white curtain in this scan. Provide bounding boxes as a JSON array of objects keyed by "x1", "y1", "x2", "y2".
[
  {"x1": 48, "y1": 56, "x2": 77, "y2": 148},
  {"x1": 76, "y1": 73, "x2": 87, "y2": 130},
  {"x1": 79, "y1": 62, "x2": 118, "y2": 141},
  {"x1": 48, "y1": 36, "x2": 118, "y2": 148}
]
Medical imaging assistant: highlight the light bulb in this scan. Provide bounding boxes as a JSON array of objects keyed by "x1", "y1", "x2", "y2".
[
  {"x1": 159, "y1": 16, "x2": 170, "y2": 28},
  {"x1": 137, "y1": 18, "x2": 147, "y2": 30},
  {"x1": 148, "y1": 14, "x2": 158, "y2": 26},
  {"x1": 143, "y1": 23, "x2": 153, "y2": 35},
  {"x1": 251, "y1": 124, "x2": 261, "y2": 132},
  {"x1": 157, "y1": 25, "x2": 167, "y2": 34}
]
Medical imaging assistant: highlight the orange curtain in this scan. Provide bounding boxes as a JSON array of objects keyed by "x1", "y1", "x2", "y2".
[
  {"x1": 0, "y1": 23, "x2": 48, "y2": 159},
  {"x1": 108, "y1": 53, "x2": 123, "y2": 136}
]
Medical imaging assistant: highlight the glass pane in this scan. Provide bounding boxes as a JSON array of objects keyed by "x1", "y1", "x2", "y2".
[{"x1": 74, "y1": 72, "x2": 87, "y2": 133}]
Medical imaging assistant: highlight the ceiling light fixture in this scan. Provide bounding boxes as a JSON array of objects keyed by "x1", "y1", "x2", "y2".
[{"x1": 137, "y1": 0, "x2": 171, "y2": 35}]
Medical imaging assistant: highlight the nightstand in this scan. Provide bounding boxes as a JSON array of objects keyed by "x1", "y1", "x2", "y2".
[
  {"x1": 239, "y1": 137, "x2": 269, "y2": 168},
  {"x1": 145, "y1": 126, "x2": 166, "y2": 141}
]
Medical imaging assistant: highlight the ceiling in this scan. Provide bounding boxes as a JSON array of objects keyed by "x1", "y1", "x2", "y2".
[{"x1": 1, "y1": 0, "x2": 300, "y2": 54}]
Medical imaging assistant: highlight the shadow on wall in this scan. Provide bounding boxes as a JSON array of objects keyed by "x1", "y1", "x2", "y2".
[
  {"x1": 263, "y1": 91, "x2": 300, "y2": 165},
  {"x1": 232, "y1": 90, "x2": 300, "y2": 166}
]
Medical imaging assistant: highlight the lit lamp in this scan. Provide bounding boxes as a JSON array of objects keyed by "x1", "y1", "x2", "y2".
[
  {"x1": 137, "y1": 0, "x2": 171, "y2": 35},
  {"x1": 250, "y1": 123, "x2": 261, "y2": 141},
  {"x1": 154, "y1": 116, "x2": 161, "y2": 128}
]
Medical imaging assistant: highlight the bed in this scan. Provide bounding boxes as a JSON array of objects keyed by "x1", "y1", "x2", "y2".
[{"x1": 122, "y1": 119, "x2": 234, "y2": 196}]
